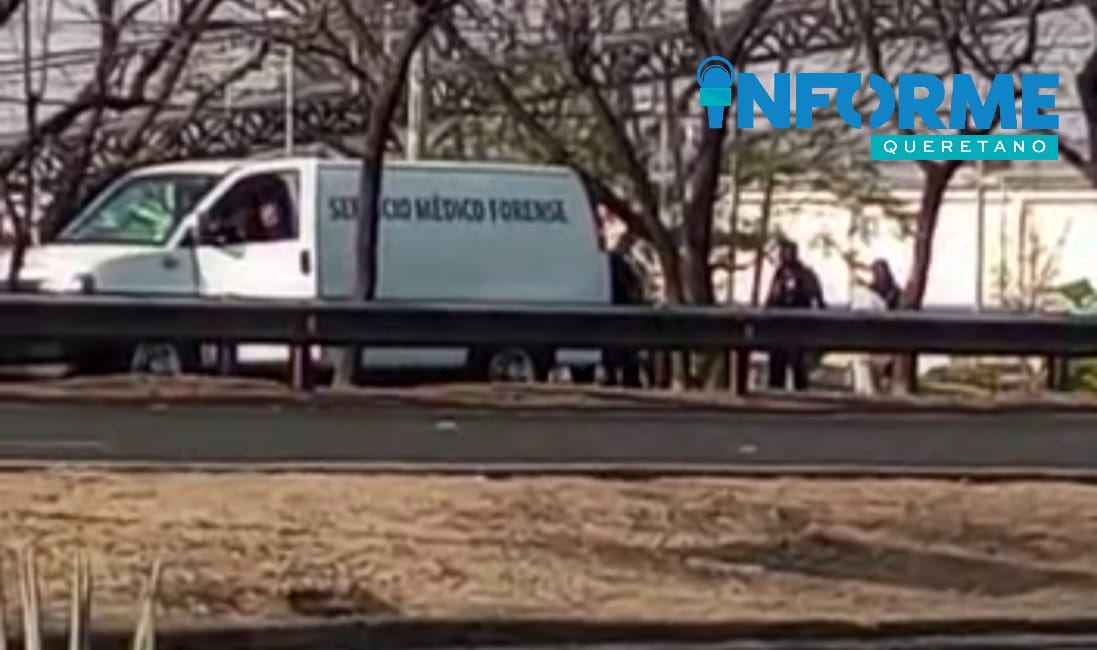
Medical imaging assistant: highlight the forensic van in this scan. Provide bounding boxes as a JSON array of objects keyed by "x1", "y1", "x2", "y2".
[{"x1": 7, "y1": 157, "x2": 612, "y2": 380}]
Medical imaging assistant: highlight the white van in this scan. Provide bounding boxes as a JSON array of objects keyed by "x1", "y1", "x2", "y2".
[{"x1": 9, "y1": 157, "x2": 612, "y2": 380}]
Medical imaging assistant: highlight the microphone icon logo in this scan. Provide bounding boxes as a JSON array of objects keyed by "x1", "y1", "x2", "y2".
[{"x1": 697, "y1": 56, "x2": 736, "y2": 129}]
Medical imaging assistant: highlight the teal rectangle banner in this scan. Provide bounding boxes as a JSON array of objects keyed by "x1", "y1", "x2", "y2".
[
  {"x1": 699, "y1": 87, "x2": 732, "y2": 106},
  {"x1": 870, "y1": 134, "x2": 1058, "y2": 161}
]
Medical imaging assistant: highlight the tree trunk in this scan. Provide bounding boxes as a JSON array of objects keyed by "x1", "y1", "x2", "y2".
[
  {"x1": 682, "y1": 119, "x2": 726, "y2": 308},
  {"x1": 655, "y1": 235, "x2": 685, "y2": 305},
  {"x1": 9, "y1": 0, "x2": 37, "y2": 291},
  {"x1": 6, "y1": 218, "x2": 29, "y2": 291},
  {"x1": 899, "y1": 164, "x2": 960, "y2": 308},
  {"x1": 749, "y1": 160, "x2": 778, "y2": 307},
  {"x1": 651, "y1": 244, "x2": 683, "y2": 389},
  {"x1": 893, "y1": 161, "x2": 962, "y2": 393},
  {"x1": 9, "y1": 88, "x2": 38, "y2": 292},
  {"x1": 712, "y1": 132, "x2": 747, "y2": 391},
  {"x1": 3, "y1": 184, "x2": 28, "y2": 291},
  {"x1": 334, "y1": 3, "x2": 447, "y2": 387},
  {"x1": 1078, "y1": 5, "x2": 1097, "y2": 177},
  {"x1": 677, "y1": 103, "x2": 731, "y2": 389}
]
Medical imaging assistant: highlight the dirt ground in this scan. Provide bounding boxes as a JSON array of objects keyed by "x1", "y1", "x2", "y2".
[{"x1": 2, "y1": 472, "x2": 1097, "y2": 628}]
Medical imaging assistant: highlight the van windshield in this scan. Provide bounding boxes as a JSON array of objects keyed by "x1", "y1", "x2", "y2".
[{"x1": 57, "y1": 173, "x2": 220, "y2": 245}]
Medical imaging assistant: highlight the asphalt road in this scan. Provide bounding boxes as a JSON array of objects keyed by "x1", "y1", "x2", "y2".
[{"x1": 0, "y1": 401, "x2": 1096, "y2": 472}]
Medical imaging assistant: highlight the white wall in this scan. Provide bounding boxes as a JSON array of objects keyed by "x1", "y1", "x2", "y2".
[{"x1": 707, "y1": 185, "x2": 1097, "y2": 312}]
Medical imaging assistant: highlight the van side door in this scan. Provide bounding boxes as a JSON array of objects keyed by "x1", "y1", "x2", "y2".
[{"x1": 192, "y1": 166, "x2": 314, "y2": 300}]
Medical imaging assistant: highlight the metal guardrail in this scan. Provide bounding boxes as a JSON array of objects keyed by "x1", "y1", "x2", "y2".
[
  {"x1": 0, "y1": 294, "x2": 1090, "y2": 391},
  {"x1": 0, "y1": 294, "x2": 1094, "y2": 354}
]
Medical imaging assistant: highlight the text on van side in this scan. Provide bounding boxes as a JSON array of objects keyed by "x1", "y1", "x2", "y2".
[{"x1": 328, "y1": 195, "x2": 568, "y2": 225}]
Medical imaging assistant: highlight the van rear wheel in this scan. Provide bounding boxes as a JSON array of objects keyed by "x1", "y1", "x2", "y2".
[
  {"x1": 468, "y1": 347, "x2": 552, "y2": 384},
  {"x1": 128, "y1": 342, "x2": 202, "y2": 376}
]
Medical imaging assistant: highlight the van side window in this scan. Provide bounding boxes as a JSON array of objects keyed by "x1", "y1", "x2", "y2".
[{"x1": 201, "y1": 172, "x2": 300, "y2": 245}]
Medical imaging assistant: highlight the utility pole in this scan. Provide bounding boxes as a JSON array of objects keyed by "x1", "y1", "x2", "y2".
[
  {"x1": 975, "y1": 159, "x2": 986, "y2": 311},
  {"x1": 406, "y1": 43, "x2": 427, "y2": 160},
  {"x1": 265, "y1": 8, "x2": 295, "y2": 156},
  {"x1": 656, "y1": 79, "x2": 670, "y2": 216},
  {"x1": 7, "y1": 0, "x2": 53, "y2": 290},
  {"x1": 22, "y1": 0, "x2": 38, "y2": 249},
  {"x1": 284, "y1": 43, "x2": 295, "y2": 156}
]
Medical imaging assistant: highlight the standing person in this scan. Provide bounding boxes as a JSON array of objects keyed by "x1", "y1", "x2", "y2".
[
  {"x1": 868, "y1": 258, "x2": 901, "y2": 310},
  {"x1": 851, "y1": 258, "x2": 902, "y2": 394},
  {"x1": 764, "y1": 238, "x2": 826, "y2": 391},
  {"x1": 855, "y1": 257, "x2": 899, "y2": 392},
  {"x1": 604, "y1": 251, "x2": 645, "y2": 387}
]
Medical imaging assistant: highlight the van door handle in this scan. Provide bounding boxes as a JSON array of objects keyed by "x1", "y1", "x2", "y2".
[
  {"x1": 162, "y1": 255, "x2": 179, "y2": 270},
  {"x1": 299, "y1": 249, "x2": 311, "y2": 275}
]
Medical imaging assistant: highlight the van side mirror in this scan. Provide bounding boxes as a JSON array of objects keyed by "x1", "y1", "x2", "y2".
[{"x1": 179, "y1": 224, "x2": 200, "y2": 248}]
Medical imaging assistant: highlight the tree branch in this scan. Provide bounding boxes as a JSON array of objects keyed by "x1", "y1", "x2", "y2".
[{"x1": 437, "y1": 5, "x2": 656, "y2": 245}]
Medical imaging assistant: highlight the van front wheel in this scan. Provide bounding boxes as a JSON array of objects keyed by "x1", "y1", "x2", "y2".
[
  {"x1": 70, "y1": 341, "x2": 201, "y2": 377},
  {"x1": 468, "y1": 347, "x2": 552, "y2": 384}
]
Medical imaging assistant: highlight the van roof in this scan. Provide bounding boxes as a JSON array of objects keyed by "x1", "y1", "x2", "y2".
[
  {"x1": 129, "y1": 159, "x2": 245, "y2": 177},
  {"x1": 317, "y1": 158, "x2": 576, "y2": 176},
  {"x1": 128, "y1": 157, "x2": 577, "y2": 178}
]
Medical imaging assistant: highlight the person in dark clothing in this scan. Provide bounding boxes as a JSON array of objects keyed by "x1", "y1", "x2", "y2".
[
  {"x1": 868, "y1": 258, "x2": 901, "y2": 309},
  {"x1": 605, "y1": 252, "x2": 645, "y2": 387},
  {"x1": 764, "y1": 238, "x2": 826, "y2": 391}
]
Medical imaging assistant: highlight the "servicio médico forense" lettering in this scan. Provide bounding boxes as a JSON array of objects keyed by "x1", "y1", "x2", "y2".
[{"x1": 328, "y1": 194, "x2": 568, "y2": 225}]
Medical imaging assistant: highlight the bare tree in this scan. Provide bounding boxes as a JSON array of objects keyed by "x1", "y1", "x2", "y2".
[
  {"x1": 0, "y1": 0, "x2": 22, "y2": 29},
  {"x1": 678, "y1": 0, "x2": 779, "y2": 308},
  {"x1": 854, "y1": 0, "x2": 1046, "y2": 310},
  {"x1": 250, "y1": 0, "x2": 397, "y2": 157},
  {"x1": 339, "y1": 0, "x2": 456, "y2": 385},
  {"x1": 44, "y1": 8, "x2": 270, "y2": 231},
  {"x1": 6, "y1": 0, "x2": 54, "y2": 290},
  {"x1": 0, "y1": 0, "x2": 270, "y2": 284},
  {"x1": 428, "y1": 0, "x2": 781, "y2": 389},
  {"x1": 265, "y1": 0, "x2": 457, "y2": 385},
  {"x1": 1059, "y1": 4, "x2": 1097, "y2": 184},
  {"x1": 852, "y1": 0, "x2": 1049, "y2": 391},
  {"x1": 442, "y1": 1, "x2": 921, "y2": 389},
  {"x1": 438, "y1": 0, "x2": 775, "y2": 312}
]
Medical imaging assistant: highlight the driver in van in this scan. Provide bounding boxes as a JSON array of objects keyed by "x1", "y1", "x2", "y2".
[{"x1": 252, "y1": 199, "x2": 291, "y2": 241}]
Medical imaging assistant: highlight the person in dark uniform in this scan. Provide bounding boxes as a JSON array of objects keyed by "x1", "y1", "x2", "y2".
[
  {"x1": 764, "y1": 238, "x2": 826, "y2": 391},
  {"x1": 605, "y1": 252, "x2": 645, "y2": 387}
]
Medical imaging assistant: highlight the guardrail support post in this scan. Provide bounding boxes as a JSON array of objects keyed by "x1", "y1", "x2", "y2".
[
  {"x1": 216, "y1": 342, "x2": 236, "y2": 377},
  {"x1": 1045, "y1": 354, "x2": 1069, "y2": 392},
  {"x1": 290, "y1": 345, "x2": 313, "y2": 392},
  {"x1": 910, "y1": 365, "x2": 921, "y2": 394},
  {"x1": 650, "y1": 350, "x2": 670, "y2": 389},
  {"x1": 290, "y1": 313, "x2": 318, "y2": 392},
  {"x1": 731, "y1": 348, "x2": 750, "y2": 396}
]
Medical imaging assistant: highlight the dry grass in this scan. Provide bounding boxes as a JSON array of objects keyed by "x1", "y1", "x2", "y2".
[{"x1": 2, "y1": 472, "x2": 1097, "y2": 628}]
